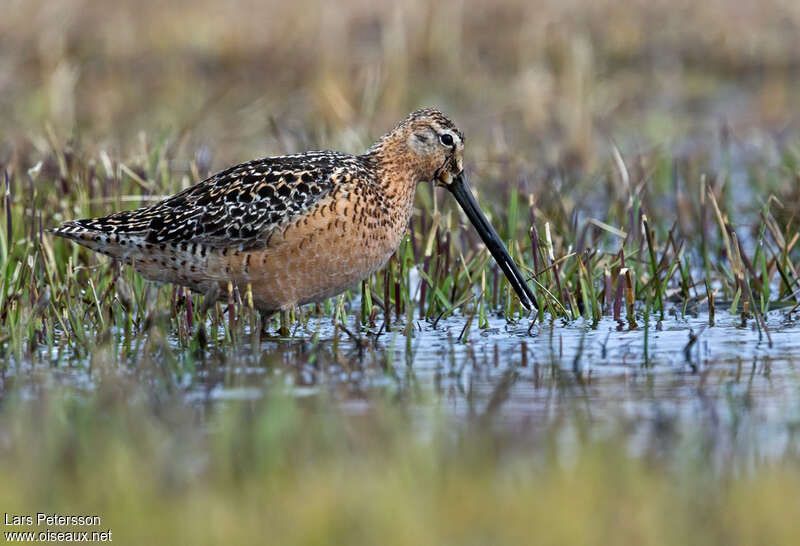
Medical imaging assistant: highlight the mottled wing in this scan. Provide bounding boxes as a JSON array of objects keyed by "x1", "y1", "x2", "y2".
[{"x1": 70, "y1": 152, "x2": 353, "y2": 250}]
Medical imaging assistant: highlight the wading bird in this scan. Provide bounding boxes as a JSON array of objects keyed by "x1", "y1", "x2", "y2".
[{"x1": 51, "y1": 109, "x2": 537, "y2": 318}]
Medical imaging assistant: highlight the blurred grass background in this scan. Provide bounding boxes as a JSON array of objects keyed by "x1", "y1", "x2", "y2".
[
  {"x1": 3, "y1": 0, "x2": 800, "y2": 164},
  {"x1": 3, "y1": 1, "x2": 800, "y2": 544},
  {"x1": 4, "y1": 380, "x2": 800, "y2": 546}
]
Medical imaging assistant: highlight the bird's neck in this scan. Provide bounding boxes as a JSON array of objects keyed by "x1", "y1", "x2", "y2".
[
  {"x1": 359, "y1": 134, "x2": 423, "y2": 235},
  {"x1": 363, "y1": 133, "x2": 425, "y2": 204}
]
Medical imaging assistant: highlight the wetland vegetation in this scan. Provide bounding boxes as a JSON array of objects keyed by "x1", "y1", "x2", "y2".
[{"x1": 2, "y1": 0, "x2": 800, "y2": 543}]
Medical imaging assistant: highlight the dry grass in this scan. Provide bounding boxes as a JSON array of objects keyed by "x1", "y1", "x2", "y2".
[{"x1": 3, "y1": 0, "x2": 800, "y2": 161}]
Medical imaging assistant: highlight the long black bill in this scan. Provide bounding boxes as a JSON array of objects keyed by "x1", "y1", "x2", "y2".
[{"x1": 448, "y1": 173, "x2": 538, "y2": 312}]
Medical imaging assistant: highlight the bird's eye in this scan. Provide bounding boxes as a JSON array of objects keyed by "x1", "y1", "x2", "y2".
[{"x1": 439, "y1": 133, "x2": 454, "y2": 147}]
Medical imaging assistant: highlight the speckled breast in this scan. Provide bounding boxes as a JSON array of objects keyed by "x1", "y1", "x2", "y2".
[{"x1": 238, "y1": 189, "x2": 413, "y2": 311}]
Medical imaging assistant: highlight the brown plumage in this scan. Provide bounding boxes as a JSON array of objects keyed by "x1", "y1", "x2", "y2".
[{"x1": 51, "y1": 108, "x2": 537, "y2": 313}]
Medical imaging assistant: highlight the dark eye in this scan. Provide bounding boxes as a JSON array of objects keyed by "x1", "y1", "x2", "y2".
[{"x1": 439, "y1": 133, "x2": 454, "y2": 147}]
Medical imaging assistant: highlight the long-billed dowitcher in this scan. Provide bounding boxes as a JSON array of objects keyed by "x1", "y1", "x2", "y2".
[{"x1": 51, "y1": 109, "x2": 537, "y2": 313}]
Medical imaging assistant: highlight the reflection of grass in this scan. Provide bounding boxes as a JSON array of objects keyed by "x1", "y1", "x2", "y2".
[{"x1": 1, "y1": 384, "x2": 799, "y2": 545}]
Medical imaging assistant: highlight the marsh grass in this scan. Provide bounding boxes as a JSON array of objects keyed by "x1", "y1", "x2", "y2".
[
  {"x1": 3, "y1": 1, "x2": 800, "y2": 544},
  {"x1": 1, "y1": 127, "x2": 798, "y2": 369}
]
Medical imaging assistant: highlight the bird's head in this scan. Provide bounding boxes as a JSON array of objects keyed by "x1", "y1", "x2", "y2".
[
  {"x1": 367, "y1": 108, "x2": 538, "y2": 312},
  {"x1": 402, "y1": 108, "x2": 465, "y2": 187},
  {"x1": 370, "y1": 108, "x2": 464, "y2": 187}
]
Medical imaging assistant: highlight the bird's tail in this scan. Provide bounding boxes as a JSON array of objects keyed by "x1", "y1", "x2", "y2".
[{"x1": 48, "y1": 217, "x2": 148, "y2": 261}]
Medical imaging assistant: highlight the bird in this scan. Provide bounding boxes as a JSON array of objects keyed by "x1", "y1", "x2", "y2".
[{"x1": 51, "y1": 108, "x2": 537, "y2": 316}]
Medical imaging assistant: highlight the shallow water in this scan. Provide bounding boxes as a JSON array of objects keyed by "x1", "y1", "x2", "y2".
[
  {"x1": 6, "y1": 303, "x2": 800, "y2": 461},
  {"x1": 170, "y1": 307, "x2": 800, "y2": 458}
]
